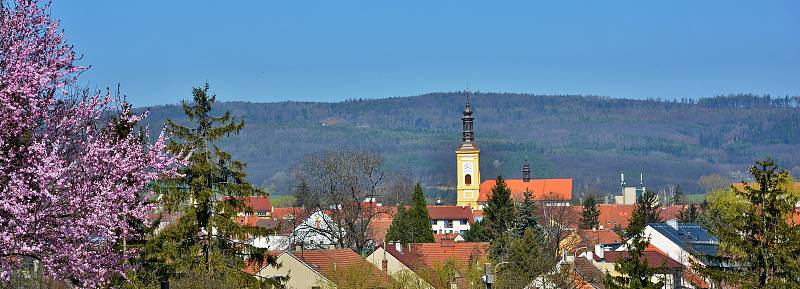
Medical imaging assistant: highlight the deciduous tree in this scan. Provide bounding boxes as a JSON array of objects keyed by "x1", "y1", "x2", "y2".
[
  {"x1": 699, "y1": 159, "x2": 800, "y2": 288},
  {"x1": 0, "y1": 1, "x2": 180, "y2": 287}
]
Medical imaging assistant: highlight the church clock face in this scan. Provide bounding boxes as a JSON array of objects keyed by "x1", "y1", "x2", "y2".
[{"x1": 463, "y1": 162, "x2": 474, "y2": 174}]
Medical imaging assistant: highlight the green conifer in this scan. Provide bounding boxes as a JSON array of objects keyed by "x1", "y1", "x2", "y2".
[{"x1": 580, "y1": 194, "x2": 600, "y2": 230}]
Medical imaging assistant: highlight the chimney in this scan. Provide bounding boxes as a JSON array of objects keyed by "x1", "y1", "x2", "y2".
[
  {"x1": 594, "y1": 244, "x2": 604, "y2": 259},
  {"x1": 667, "y1": 219, "x2": 678, "y2": 229},
  {"x1": 395, "y1": 242, "x2": 403, "y2": 253},
  {"x1": 381, "y1": 259, "x2": 388, "y2": 272}
]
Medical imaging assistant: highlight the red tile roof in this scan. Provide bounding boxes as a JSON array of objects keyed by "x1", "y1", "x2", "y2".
[
  {"x1": 369, "y1": 218, "x2": 394, "y2": 244},
  {"x1": 597, "y1": 204, "x2": 636, "y2": 229},
  {"x1": 579, "y1": 229, "x2": 622, "y2": 245},
  {"x1": 272, "y1": 207, "x2": 304, "y2": 220},
  {"x1": 243, "y1": 195, "x2": 272, "y2": 212},
  {"x1": 384, "y1": 241, "x2": 489, "y2": 289},
  {"x1": 603, "y1": 249, "x2": 684, "y2": 270},
  {"x1": 478, "y1": 179, "x2": 573, "y2": 202},
  {"x1": 291, "y1": 249, "x2": 392, "y2": 287},
  {"x1": 427, "y1": 205, "x2": 473, "y2": 221}
]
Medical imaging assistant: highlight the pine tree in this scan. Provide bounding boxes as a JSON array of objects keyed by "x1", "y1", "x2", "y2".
[
  {"x1": 147, "y1": 83, "x2": 282, "y2": 287},
  {"x1": 580, "y1": 194, "x2": 600, "y2": 230},
  {"x1": 386, "y1": 183, "x2": 434, "y2": 243},
  {"x1": 604, "y1": 208, "x2": 665, "y2": 289},
  {"x1": 484, "y1": 175, "x2": 516, "y2": 259},
  {"x1": 672, "y1": 184, "x2": 684, "y2": 205},
  {"x1": 698, "y1": 159, "x2": 800, "y2": 288},
  {"x1": 407, "y1": 183, "x2": 435, "y2": 243},
  {"x1": 514, "y1": 190, "x2": 539, "y2": 237},
  {"x1": 635, "y1": 190, "x2": 662, "y2": 224}
]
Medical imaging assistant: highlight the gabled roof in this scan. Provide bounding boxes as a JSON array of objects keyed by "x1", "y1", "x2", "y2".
[
  {"x1": 243, "y1": 195, "x2": 272, "y2": 212},
  {"x1": 383, "y1": 241, "x2": 489, "y2": 288},
  {"x1": 603, "y1": 249, "x2": 684, "y2": 270},
  {"x1": 427, "y1": 205, "x2": 473, "y2": 221},
  {"x1": 478, "y1": 179, "x2": 573, "y2": 202},
  {"x1": 648, "y1": 223, "x2": 718, "y2": 257},
  {"x1": 289, "y1": 249, "x2": 392, "y2": 287}
]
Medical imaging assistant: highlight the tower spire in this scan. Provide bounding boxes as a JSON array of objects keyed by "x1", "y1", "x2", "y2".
[
  {"x1": 522, "y1": 154, "x2": 531, "y2": 182},
  {"x1": 461, "y1": 88, "x2": 475, "y2": 144}
]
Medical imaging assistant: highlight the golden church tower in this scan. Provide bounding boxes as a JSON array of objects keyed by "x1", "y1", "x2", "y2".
[{"x1": 456, "y1": 90, "x2": 480, "y2": 209}]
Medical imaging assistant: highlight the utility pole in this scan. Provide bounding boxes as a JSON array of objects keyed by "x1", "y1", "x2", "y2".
[{"x1": 483, "y1": 263, "x2": 493, "y2": 289}]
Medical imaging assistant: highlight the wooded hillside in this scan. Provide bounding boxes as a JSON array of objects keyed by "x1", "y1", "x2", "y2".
[{"x1": 139, "y1": 93, "x2": 800, "y2": 199}]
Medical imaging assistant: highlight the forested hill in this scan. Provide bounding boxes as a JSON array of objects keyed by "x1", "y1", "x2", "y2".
[{"x1": 139, "y1": 93, "x2": 800, "y2": 198}]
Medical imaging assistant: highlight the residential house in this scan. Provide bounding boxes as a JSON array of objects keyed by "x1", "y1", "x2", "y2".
[
  {"x1": 428, "y1": 205, "x2": 473, "y2": 236},
  {"x1": 257, "y1": 249, "x2": 392, "y2": 289},
  {"x1": 366, "y1": 238, "x2": 489, "y2": 289}
]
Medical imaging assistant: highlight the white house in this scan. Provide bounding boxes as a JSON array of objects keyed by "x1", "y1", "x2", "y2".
[{"x1": 427, "y1": 205, "x2": 473, "y2": 236}]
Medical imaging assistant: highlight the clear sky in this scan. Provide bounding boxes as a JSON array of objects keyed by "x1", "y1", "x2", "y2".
[{"x1": 52, "y1": 0, "x2": 799, "y2": 107}]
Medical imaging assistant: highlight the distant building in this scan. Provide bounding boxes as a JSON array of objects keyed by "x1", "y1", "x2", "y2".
[
  {"x1": 614, "y1": 173, "x2": 647, "y2": 205},
  {"x1": 453, "y1": 90, "x2": 573, "y2": 209},
  {"x1": 427, "y1": 205, "x2": 473, "y2": 235},
  {"x1": 257, "y1": 249, "x2": 392, "y2": 289}
]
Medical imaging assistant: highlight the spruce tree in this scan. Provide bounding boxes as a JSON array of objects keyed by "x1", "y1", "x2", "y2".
[
  {"x1": 484, "y1": 175, "x2": 516, "y2": 259},
  {"x1": 385, "y1": 205, "x2": 410, "y2": 243},
  {"x1": 698, "y1": 159, "x2": 800, "y2": 288},
  {"x1": 463, "y1": 220, "x2": 489, "y2": 242},
  {"x1": 514, "y1": 190, "x2": 539, "y2": 237},
  {"x1": 635, "y1": 190, "x2": 662, "y2": 224},
  {"x1": 386, "y1": 183, "x2": 434, "y2": 243},
  {"x1": 146, "y1": 83, "x2": 282, "y2": 287},
  {"x1": 604, "y1": 208, "x2": 665, "y2": 289},
  {"x1": 496, "y1": 228, "x2": 546, "y2": 288},
  {"x1": 407, "y1": 183, "x2": 435, "y2": 243},
  {"x1": 580, "y1": 194, "x2": 600, "y2": 230}
]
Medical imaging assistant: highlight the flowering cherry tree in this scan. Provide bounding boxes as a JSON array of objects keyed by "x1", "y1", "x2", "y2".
[{"x1": 0, "y1": 1, "x2": 181, "y2": 287}]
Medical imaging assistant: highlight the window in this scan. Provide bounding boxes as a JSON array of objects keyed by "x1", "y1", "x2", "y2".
[
  {"x1": 444, "y1": 220, "x2": 453, "y2": 228},
  {"x1": 460, "y1": 219, "x2": 468, "y2": 225},
  {"x1": 257, "y1": 211, "x2": 267, "y2": 217},
  {"x1": 464, "y1": 174, "x2": 472, "y2": 185},
  {"x1": 431, "y1": 220, "x2": 437, "y2": 225}
]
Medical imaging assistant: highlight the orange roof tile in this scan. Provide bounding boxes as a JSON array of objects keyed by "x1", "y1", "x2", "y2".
[
  {"x1": 659, "y1": 205, "x2": 684, "y2": 221},
  {"x1": 579, "y1": 229, "x2": 622, "y2": 245},
  {"x1": 369, "y1": 218, "x2": 394, "y2": 244},
  {"x1": 478, "y1": 179, "x2": 572, "y2": 202},
  {"x1": 243, "y1": 195, "x2": 272, "y2": 212},
  {"x1": 384, "y1": 241, "x2": 489, "y2": 288},
  {"x1": 427, "y1": 205, "x2": 473, "y2": 221},
  {"x1": 272, "y1": 207, "x2": 304, "y2": 219},
  {"x1": 598, "y1": 204, "x2": 636, "y2": 229},
  {"x1": 291, "y1": 249, "x2": 392, "y2": 287}
]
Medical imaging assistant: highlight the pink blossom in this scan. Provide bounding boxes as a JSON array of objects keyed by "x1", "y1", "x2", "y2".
[{"x1": 1, "y1": 1, "x2": 182, "y2": 287}]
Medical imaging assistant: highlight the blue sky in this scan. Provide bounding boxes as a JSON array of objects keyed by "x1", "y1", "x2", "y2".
[{"x1": 52, "y1": 0, "x2": 799, "y2": 107}]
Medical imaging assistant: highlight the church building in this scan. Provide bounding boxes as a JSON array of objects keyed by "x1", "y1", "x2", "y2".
[{"x1": 454, "y1": 91, "x2": 573, "y2": 210}]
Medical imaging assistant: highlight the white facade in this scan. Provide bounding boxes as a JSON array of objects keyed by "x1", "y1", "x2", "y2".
[{"x1": 430, "y1": 219, "x2": 471, "y2": 235}]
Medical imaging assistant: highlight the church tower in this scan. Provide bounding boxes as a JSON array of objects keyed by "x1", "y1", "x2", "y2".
[{"x1": 456, "y1": 90, "x2": 481, "y2": 209}]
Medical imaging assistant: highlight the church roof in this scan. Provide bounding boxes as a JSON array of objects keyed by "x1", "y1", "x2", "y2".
[{"x1": 478, "y1": 179, "x2": 573, "y2": 202}]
